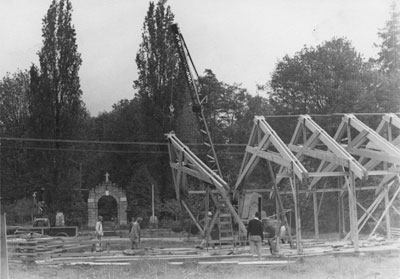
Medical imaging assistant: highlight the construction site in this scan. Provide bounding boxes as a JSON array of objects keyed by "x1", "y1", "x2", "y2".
[{"x1": 1, "y1": 22, "x2": 400, "y2": 277}]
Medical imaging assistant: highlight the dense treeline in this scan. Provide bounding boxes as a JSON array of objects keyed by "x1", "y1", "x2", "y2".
[{"x1": 0, "y1": 0, "x2": 399, "y2": 233}]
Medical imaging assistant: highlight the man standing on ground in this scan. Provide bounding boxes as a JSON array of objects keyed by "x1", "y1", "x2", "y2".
[
  {"x1": 247, "y1": 211, "x2": 263, "y2": 260},
  {"x1": 130, "y1": 217, "x2": 142, "y2": 249},
  {"x1": 95, "y1": 216, "x2": 104, "y2": 251}
]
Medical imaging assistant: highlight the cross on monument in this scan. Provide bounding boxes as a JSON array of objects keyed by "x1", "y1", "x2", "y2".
[{"x1": 105, "y1": 172, "x2": 110, "y2": 183}]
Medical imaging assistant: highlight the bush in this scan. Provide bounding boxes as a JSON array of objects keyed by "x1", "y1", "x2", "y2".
[{"x1": 2, "y1": 198, "x2": 34, "y2": 225}]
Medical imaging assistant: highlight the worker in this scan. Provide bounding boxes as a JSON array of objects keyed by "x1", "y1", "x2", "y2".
[
  {"x1": 130, "y1": 217, "x2": 142, "y2": 249},
  {"x1": 95, "y1": 216, "x2": 104, "y2": 251},
  {"x1": 198, "y1": 211, "x2": 214, "y2": 249},
  {"x1": 247, "y1": 211, "x2": 264, "y2": 260}
]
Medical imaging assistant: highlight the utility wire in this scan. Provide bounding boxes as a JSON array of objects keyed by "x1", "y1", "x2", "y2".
[
  {"x1": 0, "y1": 145, "x2": 245, "y2": 155},
  {"x1": 0, "y1": 137, "x2": 246, "y2": 147}
]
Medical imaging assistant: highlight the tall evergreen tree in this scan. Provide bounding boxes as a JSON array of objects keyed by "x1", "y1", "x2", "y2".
[
  {"x1": 133, "y1": 1, "x2": 186, "y2": 202},
  {"x1": 376, "y1": 1, "x2": 400, "y2": 73},
  {"x1": 134, "y1": 0, "x2": 185, "y2": 140},
  {"x1": 371, "y1": 1, "x2": 400, "y2": 112},
  {"x1": 28, "y1": 0, "x2": 86, "y2": 214}
]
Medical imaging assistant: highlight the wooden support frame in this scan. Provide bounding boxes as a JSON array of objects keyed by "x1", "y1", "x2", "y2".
[
  {"x1": 166, "y1": 132, "x2": 247, "y2": 236},
  {"x1": 234, "y1": 116, "x2": 308, "y2": 254},
  {"x1": 234, "y1": 116, "x2": 308, "y2": 193},
  {"x1": 288, "y1": 115, "x2": 367, "y2": 190},
  {"x1": 335, "y1": 114, "x2": 400, "y2": 242},
  {"x1": 167, "y1": 113, "x2": 400, "y2": 255},
  {"x1": 286, "y1": 115, "x2": 368, "y2": 244}
]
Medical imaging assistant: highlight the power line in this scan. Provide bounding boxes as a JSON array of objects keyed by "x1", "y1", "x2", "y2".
[
  {"x1": 0, "y1": 145, "x2": 246, "y2": 155},
  {"x1": 0, "y1": 137, "x2": 247, "y2": 147}
]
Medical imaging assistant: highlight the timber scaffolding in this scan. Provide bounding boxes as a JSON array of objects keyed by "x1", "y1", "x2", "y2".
[{"x1": 165, "y1": 113, "x2": 400, "y2": 254}]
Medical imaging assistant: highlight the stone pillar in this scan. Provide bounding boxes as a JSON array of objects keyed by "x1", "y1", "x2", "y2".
[
  {"x1": 88, "y1": 196, "x2": 96, "y2": 228},
  {"x1": 119, "y1": 196, "x2": 127, "y2": 226}
]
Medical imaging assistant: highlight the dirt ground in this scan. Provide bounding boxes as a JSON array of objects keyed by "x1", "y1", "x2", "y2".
[{"x1": 7, "y1": 251, "x2": 400, "y2": 279}]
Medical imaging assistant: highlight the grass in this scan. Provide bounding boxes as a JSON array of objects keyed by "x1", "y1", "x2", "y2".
[{"x1": 8, "y1": 252, "x2": 400, "y2": 279}]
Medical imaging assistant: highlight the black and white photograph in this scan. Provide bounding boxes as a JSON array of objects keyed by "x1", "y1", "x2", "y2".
[{"x1": 0, "y1": 0, "x2": 399, "y2": 278}]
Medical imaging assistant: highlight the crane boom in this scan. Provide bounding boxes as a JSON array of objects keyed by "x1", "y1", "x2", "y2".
[{"x1": 170, "y1": 23, "x2": 222, "y2": 178}]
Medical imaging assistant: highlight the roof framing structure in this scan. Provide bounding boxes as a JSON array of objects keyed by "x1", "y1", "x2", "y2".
[
  {"x1": 288, "y1": 115, "x2": 368, "y2": 188},
  {"x1": 165, "y1": 113, "x2": 400, "y2": 254},
  {"x1": 335, "y1": 114, "x2": 400, "y2": 240},
  {"x1": 233, "y1": 114, "x2": 400, "y2": 252},
  {"x1": 166, "y1": 132, "x2": 247, "y2": 236},
  {"x1": 234, "y1": 116, "x2": 308, "y2": 192}
]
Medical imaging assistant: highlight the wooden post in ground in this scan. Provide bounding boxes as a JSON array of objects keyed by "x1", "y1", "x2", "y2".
[
  {"x1": 348, "y1": 171, "x2": 359, "y2": 252},
  {"x1": 267, "y1": 161, "x2": 294, "y2": 248},
  {"x1": 313, "y1": 192, "x2": 319, "y2": 239},
  {"x1": 205, "y1": 185, "x2": 210, "y2": 246},
  {"x1": 338, "y1": 190, "x2": 345, "y2": 238},
  {"x1": 292, "y1": 173, "x2": 303, "y2": 254},
  {"x1": 384, "y1": 186, "x2": 391, "y2": 240},
  {"x1": 1, "y1": 213, "x2": 9, "y2": 279}
]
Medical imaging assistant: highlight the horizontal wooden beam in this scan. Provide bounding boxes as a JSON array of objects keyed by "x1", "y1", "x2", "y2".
[
  {"x1": 189, "y1": 185, "x2": 381, "y2": 195},
  {"x1": 308, "y1": 171, "x2": 348, "y2": 177}
]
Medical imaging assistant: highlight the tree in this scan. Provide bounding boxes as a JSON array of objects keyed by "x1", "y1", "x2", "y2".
[
  {"x1": 370, "y1": 1, "x2": 400, "y2": 112},
  {"x1": 269, "y1": 38, "x2": 370, "y2": 116},
  {"x1": 375, "y1": 1, "x2": 400, "y2": 74},
  {"x1": 133, "y1": 0, "x2": 187, "y2": 204},
  {"x1": 0, "y1": 70, "x2": 31, "y2": 202},
  {"x1": 0, "y1": 70, "x2": 30, "y2": 137},
  {"x1": 28, "y1": 0, "x2": 86, "y2": 212},
  {"x1": 134, "y1": 0, "x2": 185, "y2": 140}
]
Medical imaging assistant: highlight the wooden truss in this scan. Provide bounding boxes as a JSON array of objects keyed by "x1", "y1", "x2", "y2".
[
  {"x1": 165, "y1": 132, "x2": 247, "y2": 237},
  {"x1": 166, "y1": 113, "x2": 400, "y2": 254},
  {"x1": 234, "y1": 114, "x2": 400, "y2": 253},
  {"x1": 234, "y1": 116, "x2": 308, "y2": 190},
  {"x1": 234, "y1": 116, "x2": 309, "y2": 253},
  {"x1": 334, "y1": 114, "x2": 400, "y2": 240}
]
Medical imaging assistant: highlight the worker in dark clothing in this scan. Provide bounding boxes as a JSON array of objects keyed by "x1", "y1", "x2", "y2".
[{"x1": 247, "y1": 211, "x2": 264, "y2": 260}]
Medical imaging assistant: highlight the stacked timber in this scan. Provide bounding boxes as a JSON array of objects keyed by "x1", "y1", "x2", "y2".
[{"x1": 7, "y1": 234, "x2": 94, "y2": 263}]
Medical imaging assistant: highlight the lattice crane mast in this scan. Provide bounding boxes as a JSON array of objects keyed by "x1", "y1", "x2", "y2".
[{"x1": 170, "y1": 23, "x2": 222, "y2": 178}]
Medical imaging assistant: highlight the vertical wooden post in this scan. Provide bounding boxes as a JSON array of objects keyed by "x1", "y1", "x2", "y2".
[
  {"x1": 267, "y1": 161, "x2": 293, "y2": 247},
  {"x1": 151, "y1": 184, "x2": 155, "y2": 220},
  {"x1": 338, "y1": 190, "x2": 344, "y2": 238},
  {"x1": 348, "y1": 171, "x2": 359, "y2": 252},
  {"x1": 292, "y1": 174, "x2": 303, "y2": 254},
  {"x1": 313, "y1": 192, "x2": 319, "y2": 239},
  {"x1": 341, "y1": 191, "x2": 346, "y2": 236},
  {"x1": 204, "y1": 185, "x2": 210, "y2": 243},
  {"x1": 384, "y1": 186, "x2": 392, "y2": 240},
  {"x1": 276, "y1": 196, "x2": 280, "y2": 223},
  {"x1": 1, "y1": 213, "x2": 9, "y2": 279},
  {"x1": 338, "y1": 177, "x2": 345, "y2": 238}
]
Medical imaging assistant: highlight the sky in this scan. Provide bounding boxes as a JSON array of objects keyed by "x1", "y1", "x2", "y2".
[{"x1": 0, "y1": 0, "x2": 397, "y2": 116}]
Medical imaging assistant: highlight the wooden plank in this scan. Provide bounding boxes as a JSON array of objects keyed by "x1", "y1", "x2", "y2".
[
  {"x1": 291, "y1": 175, "x2": 303, "y2": 254},
  {"x1": 348, "y1": 171, "x2": 359, "y2": 252},
  {"x1": 181, "y1": 200, "x2": 204, "y2": 235},
  {"x1": 1, "y1": 214, "x2": 9, "y2": 279},
  {"x1": 313, "y1": 192, "x2": 319, "y2": 239}
]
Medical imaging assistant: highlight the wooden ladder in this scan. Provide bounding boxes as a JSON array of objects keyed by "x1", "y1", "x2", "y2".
[{"x1": 215, "y1": 196, "x2": 235, "y2": 248}]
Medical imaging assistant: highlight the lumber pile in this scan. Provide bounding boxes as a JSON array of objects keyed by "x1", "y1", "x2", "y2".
[{"x1": 7, "y1": 234, "x2": 93, "y2": 263}]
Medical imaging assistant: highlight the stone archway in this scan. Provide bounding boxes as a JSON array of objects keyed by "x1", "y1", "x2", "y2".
[{"x1": 87, "y1": 173, "x2": 127, "y2": 228}]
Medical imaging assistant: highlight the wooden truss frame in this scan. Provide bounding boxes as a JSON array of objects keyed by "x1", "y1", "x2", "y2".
[
  {"x1": 165, "y1": 113, "x2": 400, "y2": 254},
  {"x1": 335, "y1": 114, "x2": 400, "y2": 241},
  {"x1": 165, "y1": 132, "x2": 247, "y2": 237},
  {"x1": 234, "y1": 116, "x2": 309, "y2": 253},
  {"x1": 234, "y1": 114, "x2": 400, "y2": 253}
]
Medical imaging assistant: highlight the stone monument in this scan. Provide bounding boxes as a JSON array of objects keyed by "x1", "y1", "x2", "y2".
[{"x1": 87, "y1": 173, "x2": 127, "y2": 228}]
